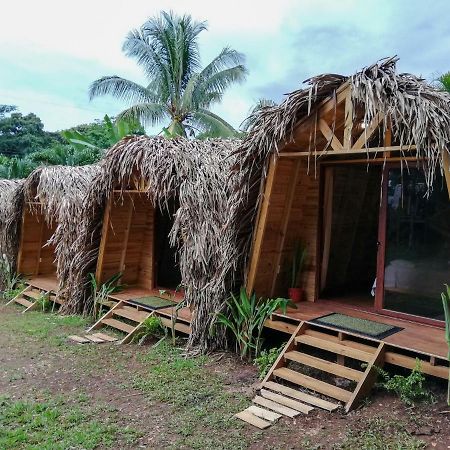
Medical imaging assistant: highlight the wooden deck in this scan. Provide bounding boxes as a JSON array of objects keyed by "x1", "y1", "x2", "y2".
[
  {"x1": 266, "y1": 300, "x2": 448, "y2": 378},
  {"x1": 25, "y1": 275, "x2": 59, "y2": 292}
]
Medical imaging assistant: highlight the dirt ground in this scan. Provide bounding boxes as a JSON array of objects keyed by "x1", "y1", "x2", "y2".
[{"x1": 1, "y1": 305, "x2": 449, "y2": 449}]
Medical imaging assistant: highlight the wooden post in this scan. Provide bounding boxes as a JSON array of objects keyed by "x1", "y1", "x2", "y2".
[
  {"x1": 95, "y1": 196, "x2": 112, "y2": 284},
  {"x1": 270, "y1": 160, "x2": 301, "y2": 297},
  {"x1": 246, "y1": 155, "x2": 278, "y2": 295},
  {"x1": 119, "y1": 198, "x2": 134, "y2": 273},
  {"x1": 343, "y1": 90, "x2": 353, "y2": 150},
  {"x1": 442, "y1": 149, "x2": 450, "y2": 199}
]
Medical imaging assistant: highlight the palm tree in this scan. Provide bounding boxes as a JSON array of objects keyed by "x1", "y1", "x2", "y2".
[
  {"x1": 436, "y1": 72, "x2": 450, "y2": 92},
  {"x1": 89, "y1": 11, "x2": 247, "y2": 138}
]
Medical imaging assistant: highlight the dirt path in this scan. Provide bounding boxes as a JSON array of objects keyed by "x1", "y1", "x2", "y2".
[{"x1": 1, "y1": 305, "x2": 449, "y2": 449}]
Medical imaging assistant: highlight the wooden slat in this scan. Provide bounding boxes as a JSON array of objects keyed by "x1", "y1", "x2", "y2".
[
  {"x1": 263, "y1": 381, "x2": 338, "y2": 411},
  {"x1": 113, "y1": 306, "x2": 150, "y2": 323},
  {"x1": 345, "y1": 342, "x2": 385, "y2": 412},
  {"x1": 442, "y1": 149, "x2": 450, "y2": 198},
  {"x1": 303, "y1": 329, "x2": 378, "y2": 354},
  {"x1": 235, "y1": 410, "x2": 271, "y2": 429},
  {"x1": 352, "y1": 112, "x2": 384, "y2": 150},
  {"x1": 278, "y1": 145, "x2": 417, "y2": 158},
  {"x1": 68, "y1": 335, "x2": 91, "y2": 344},
  {"x1": 253, "y1": 396, "x2": 300, "y2": 418},
  {"x1": 260, "y1": 389, "x2": 313, "y2": 414},
  {"x1": 102, "y1": 318, "x2": 135, "y2": 334},
  {"x1": 264, "y1": 318, "x2": 297, "y2": 334},
  {"x1": 273, "y1": 367, "x2": 352, "y2": 402},
  {"x1": 88, "y1": 300, "x2": 124, "y2": 332},
  {"x1": 385, "y1": 351, "x2": 449, "y2": 380},
  {"x1": 84, "y1": 335, "x2": 107, "y2": 343},
  {"x1": 14, "y1": 297, "x2": 34, "y2": 308},
  {"x1": 284, "y1": 351, "x2": 363, "y2": 381},
  {"x1": 159, "y1": 317, "x2": 191, "y2": 335},
  {"x1": 319, "y1": 119, "x2": 343, "y2": 151},
  {"x1": 23, "y1": 290, "x2": 44, "y2": 300},
  {"x1": 247, "y1": 405, "x2": 281, "y2": 422},
  {"x1": 91, "y1": 332, "x2": 118, "y2": 342},
  {"x1": 295, "y1": 334, "x2": 373, "y2": 362},
  {"x1": 246, "y1": 155, "x2": 278, "y2": 294}
]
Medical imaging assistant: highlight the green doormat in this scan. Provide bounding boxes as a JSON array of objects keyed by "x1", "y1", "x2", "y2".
[
  {"x1": 127, "y1": 296, "x2": 176, "y2": 310},
  {"x1": 310, "y1": 313, "x2": 403, "y2": 339}
]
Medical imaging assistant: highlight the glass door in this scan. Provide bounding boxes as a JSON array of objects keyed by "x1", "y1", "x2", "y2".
[{"x1": 376, "y1": 167, "x2": 450, "y2": 323}]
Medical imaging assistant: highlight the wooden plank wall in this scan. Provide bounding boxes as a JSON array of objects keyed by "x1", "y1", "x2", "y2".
[
  {"x1": 98, "y1": 193, "x2": 155, "y2": 289},
  {"x1": 17, "y1": 207, "x2": 57, "y2": 277},
  {"x1": 252, "y1": 159, "x2": 320, "y2": 301}
]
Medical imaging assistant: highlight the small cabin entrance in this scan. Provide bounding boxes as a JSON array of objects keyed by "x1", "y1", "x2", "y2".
[{"x1": 320, "y1": 163, "x2": 449, "y2": 325}]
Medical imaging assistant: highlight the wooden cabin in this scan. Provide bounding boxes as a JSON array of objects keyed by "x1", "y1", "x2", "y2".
[{"x1": 240, "y1": 58, "x2": 450, "y2": 412}]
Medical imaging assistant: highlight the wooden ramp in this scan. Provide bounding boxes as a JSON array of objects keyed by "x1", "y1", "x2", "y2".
[
  {"x1": 6, "y1": 283, "x2": 61, "y2": 313},
  {"x1": 237, "y1": 321, "x2": 385, "y2": 428},
  {"x1": 87, "y1": 299, "x2": 192, "y2": 344}
]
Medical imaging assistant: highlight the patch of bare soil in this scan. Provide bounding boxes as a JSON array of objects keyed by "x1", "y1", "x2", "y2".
[{"x1": 1, "y1": 306, "x2": 449, "y2": 449}]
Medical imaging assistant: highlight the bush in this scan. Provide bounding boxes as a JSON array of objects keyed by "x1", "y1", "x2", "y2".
[
  {"x1": 254, "y1": 345, "x2": 284, "y2": 380},
  {"x1": 375, "y1": 360, "x2": 434, "y2": 406}
]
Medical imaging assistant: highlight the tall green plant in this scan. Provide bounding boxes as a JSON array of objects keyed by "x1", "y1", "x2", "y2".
[
  {"x1": 441, "y1": 284, "x2": 450, "y2": 406},
  {"x1": 89, "y1": 273, "x2": 123, "y2": 319},
  {"x1": 290, "y1": 241, "x2": 307, "y2": 288},
  {"x1": 217, "y1": 288, "x2": 294, "y2": 360},
  {"x1": 0, "y1": 254, "x2": 23, "y2": 301}
]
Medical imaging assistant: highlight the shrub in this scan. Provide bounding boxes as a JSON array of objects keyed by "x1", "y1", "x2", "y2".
[
  {"x1": 132, "y1": 316, "x2": 165, "y2": 345},
  {"x1": 254, "y1": 345, "x2": 284, "y2": 379}
]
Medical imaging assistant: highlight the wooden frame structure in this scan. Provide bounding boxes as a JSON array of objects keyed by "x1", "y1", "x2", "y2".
[{"x1": 244, "y1": 82, "x2": 449, "y2": 397}]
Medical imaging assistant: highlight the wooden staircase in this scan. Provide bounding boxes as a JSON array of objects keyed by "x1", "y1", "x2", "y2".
[
  {"x1": 87, "y1": 300, "x2": 192, "y2": 344},
  {"x1": 262, "y1": 321, "x2": 385, "y2": 414},
  {"x1": 6, "y1": 284, "x2": 60, "y2": 313}
]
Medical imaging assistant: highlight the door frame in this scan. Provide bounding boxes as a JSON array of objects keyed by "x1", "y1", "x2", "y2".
[{"x1": 374, "y1": 163, "x2": 445, "y2": 327}]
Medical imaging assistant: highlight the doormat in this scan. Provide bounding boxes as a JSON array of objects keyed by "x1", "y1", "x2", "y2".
[
  {"x1": 310, "y1": 313, "x2": 403, "y2": 339},
  {"x1": 127, "y1": 296, "x2": 176, "y2": 310}
]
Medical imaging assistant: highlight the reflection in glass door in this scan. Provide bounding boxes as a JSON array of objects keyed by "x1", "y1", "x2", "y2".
[{"x1": 378, "y1": 168, "x2": 450, "y2": 321}]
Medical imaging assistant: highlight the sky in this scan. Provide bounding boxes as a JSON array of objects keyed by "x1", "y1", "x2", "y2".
[{"x1": 1, "y1": 0, "x2": 449, "y2": 132}]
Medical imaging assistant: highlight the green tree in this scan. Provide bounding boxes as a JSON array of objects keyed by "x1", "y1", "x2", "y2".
[
  {"x1": 0, "y1": 111, "x2": 61, "y2": 157},
  {"x1": 89, "y1": 11, "x2": 247, "y2": 138},
  {"x1": 0, "y1": 155, "x2": 36, "y2": 179},
  {"x1": 0, "y1": 105, "x2": 17, "y2": 119},
  {"x1": 29, "y1": 143, "x2": 101, "y2": 166},
  {"x1": 437, "y1": 72, "x2": 450, "y2": 92}
]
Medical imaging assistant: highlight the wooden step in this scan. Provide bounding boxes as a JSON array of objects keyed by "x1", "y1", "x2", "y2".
[
  {"x1": 14, "y1": 297, "x2": 34, "y2": 308},
  {"x1": 113, "y1": 306, "x2": 149, "y2": 323},
  {"x1": 260, "y1": 389, "x2": 313, "y2": 414},
  {"x1": 23, "y1": 290, "x2": 44, "y2": 300},
  {"x1": 253, "y1": 395, "x2": 300, "y2": 418},
  {"x1": 248, "y1": 405, "x2": 281, "y2": 422},
  {"x1": 101, "y1": 318, "x2": 135, "y2": 334},
  {"x1": 159, "y1": 317, "x2": 191, "y2": 334},
  {"x1": 264, "y1": 318, "x2": 297, "y2": 334},
  {"x1": 284, "y1": 351, "x2": 363, "y2": 381},
  {"x1": 295, "y1": 334, "x2": 373, "y2": 362},
  {"x1": 235, "y1": 410, "x2": 271, "y2": 429},
  {"x1": 263, "y1": 381, "x2": 339, "y2": 411},
  {"x1": 304, "y1": 329, "x2": 377, "y2": 354},
  {"x1": 91, "y1": 332, "x2": 118, "y2": 343},
  {"x1": 273, "y1": 367, "x2": 352, "y2": 402}
]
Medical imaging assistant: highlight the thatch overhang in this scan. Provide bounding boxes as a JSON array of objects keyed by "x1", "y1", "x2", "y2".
[
  {"x1": 7, "y1": 165, "x2": 101, "y2": 298},
  {"x1": 240, "y1": 57, "x2": 450, "y2": 185},
  {"x1": 0, "y1": 179, "x2": 25, "y2": 289},
  {"x1": 68, "y1": 135, "x2": 243, "y2": 352}
]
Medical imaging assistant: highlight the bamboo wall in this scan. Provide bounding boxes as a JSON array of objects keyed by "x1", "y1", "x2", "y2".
[{"x1": 252, "y1": 159, "x2": 320, "y2": 301}]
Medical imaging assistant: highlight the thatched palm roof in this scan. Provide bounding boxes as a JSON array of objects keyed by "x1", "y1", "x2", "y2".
[
  {"x1": 241, "y1": 57, "x2": 450, "y2": 186},
  {"x1": 0, "y1": 179, "x2": 25, "y2": 289},
  {"x1": 7, "y1": 165, "x2": 101, "y2": 298},
  {"x1": 68, "y1": 135, "x2": 243, "y2": 352}
]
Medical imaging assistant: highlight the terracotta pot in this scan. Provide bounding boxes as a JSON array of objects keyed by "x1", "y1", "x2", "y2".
[{"x1": 288, "y1": 287, "x2": 304, "y2": 302}]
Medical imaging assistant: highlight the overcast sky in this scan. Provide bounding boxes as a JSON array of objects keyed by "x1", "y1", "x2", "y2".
[{"x1": 1, "y1": 0, "x2": 449, "y2": 132}]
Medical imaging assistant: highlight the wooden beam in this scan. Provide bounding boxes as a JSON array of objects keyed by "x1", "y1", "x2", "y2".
[
  {"x1": 318, "y1": 119, "x2": 343, "y2": 151},
  {"x1": 352, "y1": 112, "x2": 384, "y2": 150},
  {"x1": 442, "y1": 150, "x2": 450, "y2": 199},
  {"x1": 343, "y1": 90, "x2": 353, "y2": 150},
  {"x1": 246, "y1": 156, "x2": 278, "y2": 295},
  {"x1": 279, "y1": 145, "x2": 417, "y2": 158},
  {"x1": 95, "y1": 196, "x2": 112, "y2": 284},
  {"x1": 270, "y1": 160, "x2": 301, "y2": 297},
  {"x1": 119, "y1": 200, "x2": 134, "y2": 273}
]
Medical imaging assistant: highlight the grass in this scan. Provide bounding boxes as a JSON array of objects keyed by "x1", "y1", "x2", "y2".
[
  {"x1": 336, "y1": 416, "x2": 426, "y2": 449},
  {"x1": 0, "y1": 395, "x2": 141, "y2": 450},
  {"x1": 132, "y1": 341, "x2": 251, "y2": 449}
]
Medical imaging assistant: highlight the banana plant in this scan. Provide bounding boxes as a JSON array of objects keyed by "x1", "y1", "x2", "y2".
[{"x1": 441, "y1": 284, "x2": 450, "y2": 406}]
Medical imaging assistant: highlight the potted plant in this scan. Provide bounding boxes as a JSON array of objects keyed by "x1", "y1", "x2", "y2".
[{"x1": 288, "y1": 241, "x2": 307, "y2": 302}]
